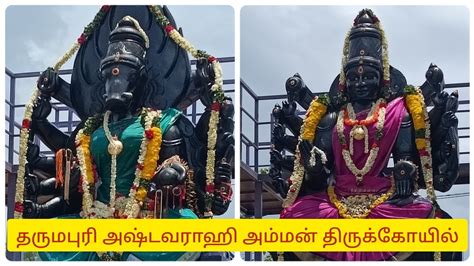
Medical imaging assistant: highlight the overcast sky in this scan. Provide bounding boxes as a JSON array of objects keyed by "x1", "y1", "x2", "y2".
[{"x1": 241, "y1": 5, "x2": 469, "y2": 240}]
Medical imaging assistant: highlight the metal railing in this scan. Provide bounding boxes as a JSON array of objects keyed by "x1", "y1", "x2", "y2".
[
  {"x1": 240, "y1": 79, "x2": 470, "y2": 174},
  {"x1": 5, "y1": 57, "x2": 235, "y2": 172}
]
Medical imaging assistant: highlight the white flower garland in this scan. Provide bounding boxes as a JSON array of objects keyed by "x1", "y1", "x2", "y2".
[
  {"x1": 163, "y1": 14, "x2": 224, "y2": 217},
  {"x1": 338, "y1": 12, "x2": 390, "y2": 88},
  {"x1": 337, "y1": 99, "x2": 386, "y2": 184},
  {"x1": 13, "y1": 89, "x2": 40, "y2": 218},
  {"x1": 309, "y1": 146, "x2": 328, "y2": 167},
  {"x1": 13, "y1": 6, "x2": 108, "y2": 218}
]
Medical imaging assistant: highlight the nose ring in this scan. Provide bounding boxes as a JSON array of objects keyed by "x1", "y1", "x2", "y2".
[{"x1": 112, "y1": 67, "x2": 120, "y2": 76}]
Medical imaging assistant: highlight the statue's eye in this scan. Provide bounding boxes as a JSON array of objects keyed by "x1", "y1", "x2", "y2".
[{"x1": 112, "y1": 67, "x2": 120, "y2": 76}]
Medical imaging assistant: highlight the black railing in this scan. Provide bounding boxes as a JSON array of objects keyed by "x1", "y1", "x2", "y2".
[{"x1": 5, "y1": 57, "x2": 234, "y2": 172}]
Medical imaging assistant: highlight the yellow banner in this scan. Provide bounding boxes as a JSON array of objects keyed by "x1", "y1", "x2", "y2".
[{"x1": 7, "y1": 219, "x2": 467, "y2": 252}]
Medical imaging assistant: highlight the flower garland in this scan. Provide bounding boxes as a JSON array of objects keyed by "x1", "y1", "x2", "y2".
[
  {"x1": 405, "y1": 85, "x2": 440, "y2": 261},
  {"x1": 77, "y1": 109, "x2": 162, "y2": 219},
  {"x1": 13, "y1": 89, "x2": 40, "y2": 218},
  {"x1": 404, "y1": 86, "x2": 437, "y2": 206},
  {"x1": 338, "y1": 10, "x2": 390, "y2": 96},
  {"x1": 282, "y1": 95, "x2": 329, "y2": 208},
  {"x1": 148, "y1": 5, "x2": 225, "y2": 217},
  {"x1": 327, "y1": 177, "x2": 395, "y2": 219},
  {"x1": 344, "y1": 99, "x2": 384, "y2": 154},
  {"x1": 337, "y1": 99, "x2": 386, "y2": 184},
  {"x1": 13, "y1": 5, "x2": 112, "y2": 219}
]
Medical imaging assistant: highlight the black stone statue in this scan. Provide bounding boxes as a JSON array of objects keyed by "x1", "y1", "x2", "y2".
[
  {"x1": 17, "y1": 6, "x2": 234, "y2": 260},
  {"x1": 16, "y1": 6, "x2": 233, "y2": 261},
  {"x1": 270, "y1": 9, "x2": 460, "y2": 261}
]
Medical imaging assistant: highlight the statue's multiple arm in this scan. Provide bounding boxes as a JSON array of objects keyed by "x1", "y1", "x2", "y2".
[
  {"x1": 191, "y1": 59, "x2": 234, "y2": 216},
  {"x1": 299, "y1": 112, "x2": 336, "y2": 193},
  {"x1": 22, "y1": 69, "x2": 83, "y2": 218},
  {"x1": 422, "y1": 65, "x2": 460, "y2": 192}
]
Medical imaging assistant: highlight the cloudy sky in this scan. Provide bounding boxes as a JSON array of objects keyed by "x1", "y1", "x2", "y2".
[{"x1": 241, "y1": 5, "x2": 469, "y2": 237}]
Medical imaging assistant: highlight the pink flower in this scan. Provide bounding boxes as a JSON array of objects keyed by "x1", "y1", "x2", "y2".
[
  {"x1": 165, "y1": 25, "x2": 174, "y2": 33},
  {"x1": 77, "y1": 34, "x2": 87, "y2": 45}
]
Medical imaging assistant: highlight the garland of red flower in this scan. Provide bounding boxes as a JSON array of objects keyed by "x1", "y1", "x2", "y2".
[
  {"x1": 14, "y1": 6, "x2": 111, "y2": 219},
  {"x1": 149, "y1": 5, "x2": 225, "y2": 217}
]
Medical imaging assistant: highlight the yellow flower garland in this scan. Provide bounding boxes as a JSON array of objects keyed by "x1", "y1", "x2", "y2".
[
  {"x1": 79, "y1": 135, "x2": 94, "y2": 183},
  {"x1": 142, "y1": 127, "x2": 163, "y2": 180},
  {"x1": 301, "y1": 98, "x2": 328, "y2": 141},
  {"x1": 283, "y1": 96, "x2": 328, "y2": 208},
  {"x1": 404, "y1": 86, "x2": 436, "y2": 203}
]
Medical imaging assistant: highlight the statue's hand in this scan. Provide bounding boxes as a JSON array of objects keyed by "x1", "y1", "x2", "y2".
[
  {"x1": 26, "y1": 141, "x2": 41, "y2": 166},
  {"x1": 195, "y1": 58, "x2": 214, "y2": 107},
  {"x1": 37, "y1": 67, "x2": 60, "y2": 96},
  {"x1": 31, "y1": 95, "x2": 52, "y2": 121},
  {"x1": 440, "y1": 139, "x2": 457, "y2": 162},
  {"x1": 212, "y1": 160, "x2": 232, "y2": 215},
  {"x1": 272, "y1": 124, "x2": 286, "y2": 146},
  {"x1": 441, "y1": 111, "x2": 458, "y2": 129},
  {"x1": 425, "y1": 63, "x2": 444, "y2": 94},
  {"x1": 23, "y1": 200, "x2": 40, "y2": 218},
  {"x1": 299, "y1": 140, "x2": 323, "y2": 173},
  {"x1": 272, "y1": 103, "x2": 283, "y2": 122},
  {"x1": 282, "y1": 101, "x2": 297, "y2": 117},
  {"x1": 154, "y1": 163, "x2": 186, "y2": 187},
  {"x1": 270, "y1": 148, "x2": 284, "y2": 165},
  {"x1": 431, "y1": 91, "x2": 448, "y2": 109},
  {"x1": 387, "y1": 160, "x2": 416, "y2": 205},
  {"x1": 24, "y1": 172, "x2": 40, "y2": 197}
]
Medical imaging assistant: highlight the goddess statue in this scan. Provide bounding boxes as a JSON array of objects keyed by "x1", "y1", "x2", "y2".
[
  {"x1": 270, "y1": 9, "x2": 460, "y2": 261},
  {"x1": 14, "y1": 6, "x2": 234, "y2": 261}
]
